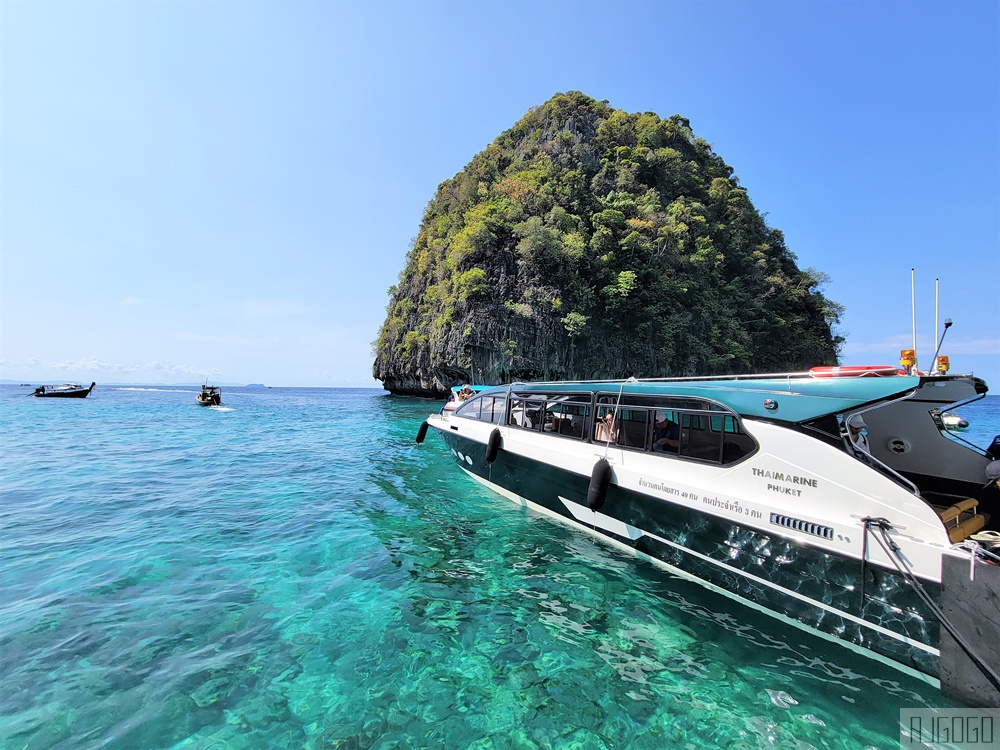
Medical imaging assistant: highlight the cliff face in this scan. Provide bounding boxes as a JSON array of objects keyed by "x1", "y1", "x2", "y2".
[{"x1": 373, "y1": 92, "x2": 842, "y2": 397}]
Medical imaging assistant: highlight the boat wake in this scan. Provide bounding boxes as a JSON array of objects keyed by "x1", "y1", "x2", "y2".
[{"x1": 113, "y1": 387, "x2": 191, "y2": 393}]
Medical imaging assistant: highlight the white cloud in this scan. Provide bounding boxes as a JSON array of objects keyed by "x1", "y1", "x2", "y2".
[
  {"x1": 49, "y1": 356, "x2": 108, "y2": 372},
  {"x1": 20, "y1": 357, "x2": 218, "y2": 379},
  {"x1": 843, "y1": 335, "x2": 1000, "y2": 357}
]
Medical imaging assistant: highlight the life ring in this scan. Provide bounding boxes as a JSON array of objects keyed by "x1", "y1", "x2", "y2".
[
  {"x1": 485, "y1": 428, "x2": 502, "y2": 463},
  {"x1": 587, "y1": 458, "x2": 612, "y2": 511},
  {"x1": 809, "y1": 365, "x2": 899, "y2": 378},
  {"x1": 415, "y1": 421, "x2": 429, "y2": 443}
]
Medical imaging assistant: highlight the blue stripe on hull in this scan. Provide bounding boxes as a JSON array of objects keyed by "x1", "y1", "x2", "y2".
[{"x1": 436, "y1": 427, "x2": 939, "y2": 677}]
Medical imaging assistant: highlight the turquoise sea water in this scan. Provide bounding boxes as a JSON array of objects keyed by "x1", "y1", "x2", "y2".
[{"x1": 2, "y1": 385, "x2": 998, "y2": 750}]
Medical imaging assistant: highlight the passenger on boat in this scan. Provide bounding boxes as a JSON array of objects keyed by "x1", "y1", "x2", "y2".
[
  {"x1": 653, "y1": 413, "x2": 680, "y2": 452},
  {"x1": 847, "y1": 414, "x2": 871, "y2": 456},
  {"x1": 458, "y1": 385, "x2": 473, "y2": 401},
  {"x1": 986, "y1": 460, "x2": 1000, "y2": 488},
  {"x1": 595, "y1": 411, "x2": 616, "y2": 443}
]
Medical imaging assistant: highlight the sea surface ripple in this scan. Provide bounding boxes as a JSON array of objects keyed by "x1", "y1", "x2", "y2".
[{"x1": 1, "y1": 385, "x2": 998, "y2": 749}]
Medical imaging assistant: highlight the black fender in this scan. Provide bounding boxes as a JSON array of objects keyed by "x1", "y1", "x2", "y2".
[
  {"x1": 415, "y1": 421, "x2": 429, "y2": 444},
  {"x1": 587, "y1": 458, "x2": 612, "y2": 511},
  {"x1": 485, "y1": 428, "x2": 502, "y2": 464}
]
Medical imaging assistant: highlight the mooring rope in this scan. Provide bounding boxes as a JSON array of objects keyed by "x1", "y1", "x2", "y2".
[
  {"x1": 861, "y1": 517, "x2": 1000, "y2": 694},
  {"x1": 602, "y1": 377, "x2": 637, "y2": 460}
]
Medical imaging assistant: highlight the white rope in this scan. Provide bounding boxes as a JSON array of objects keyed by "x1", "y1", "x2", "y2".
[{"x1": 603, "y1": 377, "x2": 637, "y2": 459}]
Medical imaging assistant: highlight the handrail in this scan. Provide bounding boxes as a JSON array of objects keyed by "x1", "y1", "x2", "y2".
[
  {"x1": 506, "y1": 371, "x2": 820, "y2": 387},
  {"x1": 844, "y1": 388, "x2": 922, "y2": 496},
  {"x1": 602, "y1": 377, "x2": 637, "y2": 458}
]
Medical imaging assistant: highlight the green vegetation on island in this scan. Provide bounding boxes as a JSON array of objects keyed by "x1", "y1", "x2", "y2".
[{"x1": 374, "y1": 92, "x2": 843, "y2": 396}]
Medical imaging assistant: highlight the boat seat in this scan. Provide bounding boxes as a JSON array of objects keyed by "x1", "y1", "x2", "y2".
[{"x1": 936, "y1": 499, "x2": 987, "y2": 543}]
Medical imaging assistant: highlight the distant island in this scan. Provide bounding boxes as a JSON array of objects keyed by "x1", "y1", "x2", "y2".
[
  {"x1": 245, "y1": 383, "x2": 266, "y2": 389},
  {"x1": 373, "y1": 91, "x2": 842, "y2": 397}
]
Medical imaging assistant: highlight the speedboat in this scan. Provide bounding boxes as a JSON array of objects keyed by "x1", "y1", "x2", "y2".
[
  {"x1": 417, "y1": 368, "x2": 1000, "y2": 704},
  {"x1": 31, "y1": 382, "x2": 95, "y2": 398},
  {"x1": 943, "y1": 411, "x2": 970, "y2": 431},
  {"x1": 196, "y1": 385, "x2": 222, "y2": 406}
]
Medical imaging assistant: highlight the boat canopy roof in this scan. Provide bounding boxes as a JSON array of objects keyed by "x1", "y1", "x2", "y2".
[{"x1": 492, "y1": 374, "x2": 971, "y2": 423}]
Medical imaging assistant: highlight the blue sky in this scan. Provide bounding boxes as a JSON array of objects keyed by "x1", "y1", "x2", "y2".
[{"x1": 1, "y1": 0, "x2": 997, "y2": 388}]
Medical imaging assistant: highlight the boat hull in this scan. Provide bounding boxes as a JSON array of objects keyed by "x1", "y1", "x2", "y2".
[
  {"x1": 431, "y1": 423, "x2": 940, "y2": 677},
  {"x1": 32, "y1": 383, "x2": 95, "y2": 398}
]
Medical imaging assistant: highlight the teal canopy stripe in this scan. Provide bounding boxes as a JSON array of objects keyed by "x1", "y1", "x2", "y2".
[{"x1": 504, "y1": 376, "x2": 924, "y2": 423}]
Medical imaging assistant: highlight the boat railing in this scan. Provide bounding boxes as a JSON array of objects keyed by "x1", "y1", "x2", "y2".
[
  {"x1": 844, "y1": 389, "x2": 926, "y2": 498},
  {"x1": 508, "y1": 372, "x2": 818, "y2": 388}
]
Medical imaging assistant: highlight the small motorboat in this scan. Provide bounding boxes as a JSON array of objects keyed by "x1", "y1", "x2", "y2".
[
  {"x1": 31, "y1": 382, "x2": 95, "y2": 398},
  {"x1": 942, "y1": 411, "x2": 970, "y2": 431},
  {"x1": 196, "y1": 385, "x2": 222, "y2": 406}
]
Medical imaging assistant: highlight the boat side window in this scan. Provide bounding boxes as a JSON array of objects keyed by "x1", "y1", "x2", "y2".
[
  {"x1": 509, "y1": 393, "x2": 591, "y2": 439},
  {"x1": 677, "y1": 412, "x2": 715, "y2": 460},
  {"x1": 707, "y1": 413, "x2": 756, "y2": 462},
  {"x1": 594, "y1": 405, "x2": 618, "y2": 443},
  {"x1": 594, "y1": 392, "x2": 755, "y2": 464},
  {"x1": 454, "y1": 395, "x2": 483, "y2": 421},
  {"x1": 678, "y1": 410, "x2": 755, "y2": 462},
  {"x1": 617, "y1": 408, "x2": 653, "y2": 448},
  {"x1": 544, "y1": 399, "x2": 589, "y2": 439},
  {"x1": 454, "y1": 394, "x2": 507, "y2": 424},
  {"x1": 509, "y1": 391, "x2": 756, "y2": 461},
  {"x1": 509, "y1": 396, "x2": 545, "y2": 430},
  {"x1": 653, "y1": 409, "x2": 681, "y2": 453},
  {"x1": 799, "y1": 415, "x2": 844, "y2": 447},
  {"x1": 595, "y1": 397, "x2": 655, "y2": 448},
  {"x1": 487, "y1": 396, "x2": 507, "y2": 424}
]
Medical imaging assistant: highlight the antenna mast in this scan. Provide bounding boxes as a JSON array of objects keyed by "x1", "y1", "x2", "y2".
[
  {"x1": 934, "y1": 279, "x2": 939, "y2": 373},
  {"x1": 910, "y1": 268, "x2": 918, "y2": 373}
]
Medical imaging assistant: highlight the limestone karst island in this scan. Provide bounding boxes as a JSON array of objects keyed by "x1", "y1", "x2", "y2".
[{"x1": 373, "y1": 92, "x2": 842, "y2": 397}]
